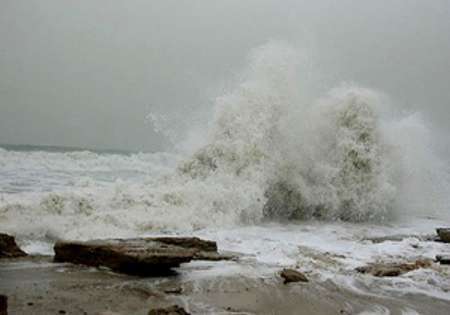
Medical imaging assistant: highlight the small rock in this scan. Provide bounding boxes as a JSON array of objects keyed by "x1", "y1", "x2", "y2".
[
  {"x1": 0, "y1": 295, "x2": 7, "y2": 315},
  {"x1": 356, "y1": 259, "x2": 432, "y2": 277},
  {"x1": 0, "y1": 233, "x2": 27, "y2": 258},
  {"x1": 280, "y1": 268, "x2": 309, "y2": 284},
  {"x1": 148, "y1": 305, "x2": 190, "y2": 315},
  {"x1": 357, "y1": 266, "x2": 401, "y2": 277},
  {"x1": 436, "y1": 255, "x2": 450, "y2": 265},
  {"x1": 436, "y1": 228, "x2": 450, "y2": 243},
  {"x1": 58, "y1": 311, "x2": 66, "y2": 314}
]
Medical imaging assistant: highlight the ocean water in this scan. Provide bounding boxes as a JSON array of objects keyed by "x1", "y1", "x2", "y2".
[{"x1": 1, "y1": 42, "x2": 450, "y2": 305}]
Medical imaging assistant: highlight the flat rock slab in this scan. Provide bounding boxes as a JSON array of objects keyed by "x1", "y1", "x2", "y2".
[
  {"x1": 356, "y1": 259, "x2": 432, "y2": 277},
  {"x1": 436, "y1": 228, "x2": 450, "y2": 243},
  {"x1": 54, "y1": 237, "x2": 222, "y2": 276},
  {"x1": 280, "y1": 268, "x2": 309, "y2": 284},
  {"x1": 148, "y1": 237, "x2": 217, "y2": 252},
  {"x1": 0, "y1": 233, "x2": 27, "y2": 259}
]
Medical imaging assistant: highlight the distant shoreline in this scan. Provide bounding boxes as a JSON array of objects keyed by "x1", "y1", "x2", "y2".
[{"x1": 0, "y1": 143, "x2": 148, "y2": 155}]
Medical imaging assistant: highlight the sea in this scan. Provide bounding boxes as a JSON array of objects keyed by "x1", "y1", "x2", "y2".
[{"x1": 1, "y1": 42, "x2": 450, "y2": 310}]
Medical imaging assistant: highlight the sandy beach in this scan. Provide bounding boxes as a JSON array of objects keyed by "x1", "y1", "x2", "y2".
[{"x1": 1, "y1": 255, "x2": 450, "y2": 315}]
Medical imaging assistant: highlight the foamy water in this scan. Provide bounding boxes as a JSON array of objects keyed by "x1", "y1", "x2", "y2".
[{"x1": 1, "y1": 42, "x2": 450, "y2": 306}]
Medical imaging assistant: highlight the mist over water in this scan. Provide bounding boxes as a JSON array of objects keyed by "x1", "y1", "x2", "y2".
[
  {"x1": 173, "y1": 41, "x2": 450, "y2": 222},
  {"x1": 1, "y1": 0, "x2": 450, "y2": 153},
  {"x1": 1, "y1": 41, "x2": 449, "y2": 246}
]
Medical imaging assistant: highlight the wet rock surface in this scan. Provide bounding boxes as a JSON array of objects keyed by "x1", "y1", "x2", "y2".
[
  {"x1": 0, "y1": 295, "x2": 7, "y2": 315},
  {"x1": 2, "y1": 255, "x2": 450, "y2": 315},
  {"x1": 436, "y1": 228, "x2": 450, "y2": 243},
  {"x1": 148, "y1": 305, "x2": 190, "y2": 315},
  {"x1": 436, "y1": 255, "x2": 450, "y2": 265},
  {"x1": 356, "y1": 259, "x2": 432, "y2": 277},
  {"x1": 148, "y1": 237, "x2": 217, "y2": 252},
  {"x1": 363, "y1": 234, "x2": 436, "y2": 244},
  {"x1": 54, "y1": 237, "x2": 224, "y2": 276},
  {"x1": 280, "y1": 268, "x2": 309, "y2": 284},
  {"x1": 0, "y1": 233, "x2": 27, "y2": 259}
]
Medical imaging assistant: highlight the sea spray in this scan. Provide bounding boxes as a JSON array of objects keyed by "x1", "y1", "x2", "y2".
[
  {"x1": 179, "y1": 43, "x2": 395, "y2": 222},
  {"x1": 0, "y1": 41, "x2": 449, "y2": 242}
]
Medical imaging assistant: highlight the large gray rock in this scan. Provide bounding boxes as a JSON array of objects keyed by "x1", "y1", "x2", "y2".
[
  {"x1": 54, "y1": 237, "x2": 224, "y2": 276},
  {"x1": 436, "y1": 228, "x2": 450, "y2": 243},
  {"x1": 0, "y1": 233, "x2": 27, "y2": 259}
]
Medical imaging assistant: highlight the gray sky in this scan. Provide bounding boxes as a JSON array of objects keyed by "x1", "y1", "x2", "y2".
[{"x1": 1, "y1": 0, "x2": 449, "y2": 152}]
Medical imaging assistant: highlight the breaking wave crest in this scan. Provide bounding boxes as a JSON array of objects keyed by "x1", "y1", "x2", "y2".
[
  {"x1": 177, "y1": 41, "x2": 447, "y2": 223},
  {"x1": 1, "y1": 41, "x2": 449, "y2": 240}
]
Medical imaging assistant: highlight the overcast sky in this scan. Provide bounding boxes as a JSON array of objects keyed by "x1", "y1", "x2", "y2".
[{"x1": 1, "y1": 0, "x2": 449, "y2": 152}]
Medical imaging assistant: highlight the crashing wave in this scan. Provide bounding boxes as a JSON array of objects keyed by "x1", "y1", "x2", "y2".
[
  {"x1": 1, "y1": 41, "x2": 448, "y2": 241},
  {"x1": 178, "y1": 42, "x2": 396, "y2": 222},
  {"x1": 263, "y1": 86, "x2": 395, "y2": 221}
]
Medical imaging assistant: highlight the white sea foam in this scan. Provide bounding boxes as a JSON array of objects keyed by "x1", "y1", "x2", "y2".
[
  {"x1": 1, "y1": 42, "x2": 450, "y2": 302},
  {"x1": 1, "y1": 41, "x2": 449, "y2": 240}
]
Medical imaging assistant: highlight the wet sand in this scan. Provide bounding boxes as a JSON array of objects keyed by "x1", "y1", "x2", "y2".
[{"x1": 1, "y1": 256, "x2": 450, "y2": 315}]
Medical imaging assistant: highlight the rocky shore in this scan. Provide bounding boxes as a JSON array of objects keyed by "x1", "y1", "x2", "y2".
[{"x1": 1, "y1": 228, "x2": 450, "y2": 314}]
